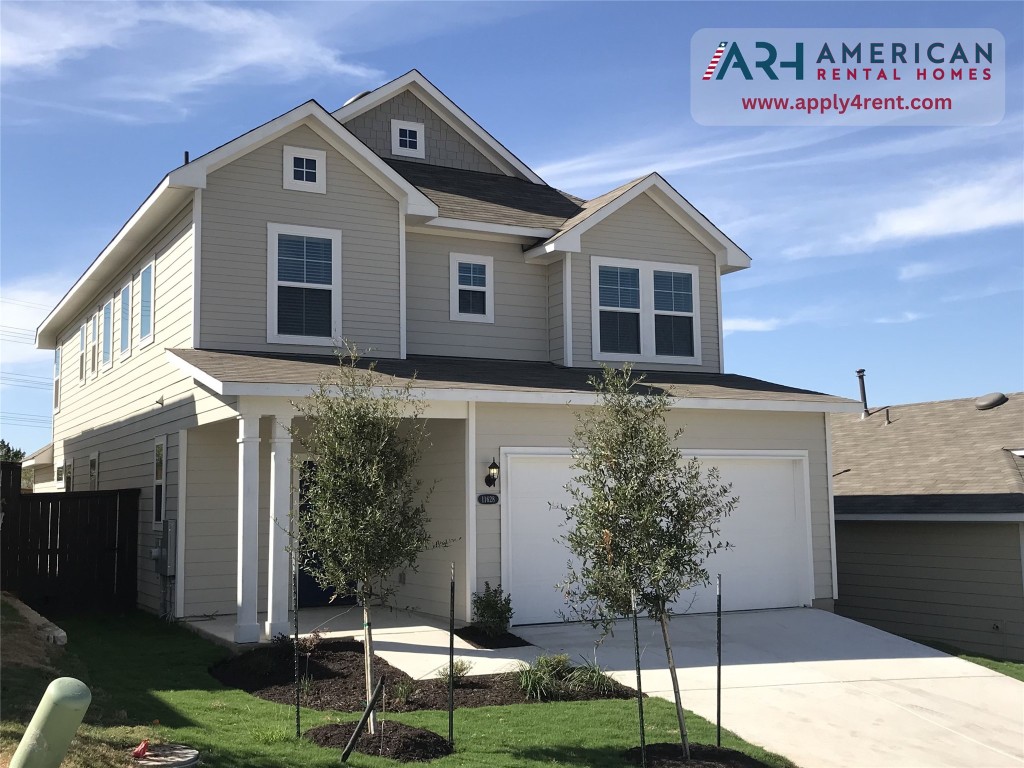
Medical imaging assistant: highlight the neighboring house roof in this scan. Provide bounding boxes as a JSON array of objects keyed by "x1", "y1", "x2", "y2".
[
  {"x1": 385, "y1": 159, "x2": 582, "y2": 229},
  {"x1": 22, "y1": 442, "x2": 53, "y2": 469},
  {"x1": 831, "y1": 393, "x2": 1024, "y2": 519},
  {"x1": 167, "y1": 348, "x2": 859, "y2": 412}
]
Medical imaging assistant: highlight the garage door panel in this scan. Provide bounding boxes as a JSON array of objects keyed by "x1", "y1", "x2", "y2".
[{"x1": 505, "y1": 453, "x2": 811, "y2": 625}]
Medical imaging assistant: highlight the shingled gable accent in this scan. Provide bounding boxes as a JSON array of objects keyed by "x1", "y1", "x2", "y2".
[
  {"x1": 332, "y1": 69, "x2": 545, "y2": 185},
  {"x1": 523, "y1": 173, "x2": 751, "y2": 274}
]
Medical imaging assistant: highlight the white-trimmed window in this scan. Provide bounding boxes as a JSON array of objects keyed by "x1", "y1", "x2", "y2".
[
  {"x1": 449, "y1": 253, "x2": 494, "y2": 323},
  {"x1": 52, "y1": 347, "x2": 61, "y2": 413},
  {"x1": 591, "y1": 257, "x2": 701, "y2": 365},
  {"x1": 119, "y1": 282, "x2": 132, "y2": 359},
  {"x1": 391, "y1": 120, "x2": 425, "y2": 159},
  {"x1": 66, "y1": 458, "x2": 74, "y2": 492},
  {"x1": 283, "y1": 146, "x2": 326, "y2": 194},
  {"x1": 78, "y1": 324, "x2": 86, "y2": 383},
  {"x1": 153, "y1": 437, "x2": 166, "y2": 528},
  {"x1": 88, "y1": 452, "x2": 99, "y2": 491},
  {"x1": 267, "y1": 223, "x2": 342, "y2": 345},
  {"x1": 139, "y1": 262, "x2": 154, "y2": 347},
  {"x1": 101, "y1": 299, "x2": 113, "y2": 369},
  {"x1": 89, "y1": 314, "x2": 98, "y2": 376}
]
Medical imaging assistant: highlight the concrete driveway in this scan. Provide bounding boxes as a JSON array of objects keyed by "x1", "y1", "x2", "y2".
[{"x1": 516, "y1": 608, "x2": 1024, "y2": 768}]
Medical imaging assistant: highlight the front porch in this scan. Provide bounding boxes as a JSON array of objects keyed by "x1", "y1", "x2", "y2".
[{"x1": 175, "y1": 397, "x2": 474, "y2": 644}]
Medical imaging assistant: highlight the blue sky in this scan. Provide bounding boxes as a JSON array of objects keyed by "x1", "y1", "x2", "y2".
[{"x1": 1, "y1": 1, "x2": 1021, "y2": 453}]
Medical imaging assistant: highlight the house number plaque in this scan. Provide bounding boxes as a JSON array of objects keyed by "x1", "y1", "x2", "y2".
[{"x1": 477, "y1": 494, "x2": 499, "y2": 505}]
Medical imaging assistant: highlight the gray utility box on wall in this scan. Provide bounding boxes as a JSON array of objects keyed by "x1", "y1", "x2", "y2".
[{"x1": 157, "y1": 519, "x2": 177, "y2": 577}]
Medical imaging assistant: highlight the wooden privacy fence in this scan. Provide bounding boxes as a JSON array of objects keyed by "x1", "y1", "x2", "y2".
[{"x1": 1, "y1": 489, "x2": 140, "y2": 614}]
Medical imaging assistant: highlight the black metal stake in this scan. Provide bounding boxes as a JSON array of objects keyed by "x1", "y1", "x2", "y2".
[
  {"x1": 448, "y1": 562, "x2": 455, "y2": 747},
  {"x1": 716, "y1": 573, "x2": 722, "y2": 748},
  {"x1": 631, "y1": 590, "x2": 646, "y2": 768},
  {"x1": 341, "y1": 677, "x2": 385, "y2": 764}
]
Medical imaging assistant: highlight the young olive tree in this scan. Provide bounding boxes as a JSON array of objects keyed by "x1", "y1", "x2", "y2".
[
  {"x1": 559, "y1": 365, "x2": 737, "y2": 760},
  {"x1": 292, "y1": 349, "x2": 446, "y2": 734}
]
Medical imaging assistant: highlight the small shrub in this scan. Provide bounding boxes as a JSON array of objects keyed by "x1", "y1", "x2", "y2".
[
  {"x1": 534, "y1": 653, "x2": 573, "y2": 682},
  {"x1": 471, "y1": 582, "x2": 514, "y2": 639},
  {"x1": 517, "y1": 661, "x2": 557, "y2": 701},
  {"x1": 297, "y1": 629, "x2": 323, "y2": 657},
  {"x1": 299, "y1": 673, "x2": 315, "y2": 699},
  {"x1": 391, "y1": 678, "x2": 415, "y2": 705},
  {"x1": 435, "y1": 658, "x2": 473, "y2": 687},
  {"x1": 567, "y1": 657, "x2": 617, "y2": 695}
]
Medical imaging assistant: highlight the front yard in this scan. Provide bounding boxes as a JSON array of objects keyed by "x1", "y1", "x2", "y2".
[{"x1": 0, "y1": 597, "x2": 794, "y2": 767}]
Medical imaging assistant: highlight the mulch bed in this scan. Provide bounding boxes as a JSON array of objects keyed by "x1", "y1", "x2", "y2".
[
  {"x1": 625, "y1": 743, "x2": 776, "y2": 767},
  {"x1": 210, "y1": 638, "x2": 634, "y2": 713},
  {"x1": 305, "y1": 721, "x2": 452, "y2": 763},
  {"x1": 453, "y1": 624, "x2": 532, "y2": 649}
]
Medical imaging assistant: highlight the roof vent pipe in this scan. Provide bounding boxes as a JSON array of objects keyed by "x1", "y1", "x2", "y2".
[
  {"x1": 856, "y1": 368, "x2": 869, "y2": 419},
  {"x1": 184, "y1": 151, "x2": 190, "y2": 165}
]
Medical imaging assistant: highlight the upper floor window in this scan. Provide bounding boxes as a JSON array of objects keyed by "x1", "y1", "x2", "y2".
[
  {"x1": 391, "y1": 120, "x2": 425, "y2": 159},
  {"x1": 449, "y1": 253, "x2": 494, "y2": 323},
  {"x1": 101, "y1": 299, "x2": 113, "y2": 369},
  {"x1": 52, "y1": 347, "x2": 61, "y2": 413},
  {"x1": 591, "y1": 257, "x2": 701, "y2": 365},
  {"x1": 119, "y1": 282, "x2": 132, "y2": 359},
  {"x1": 78, "y1": 324, "x2": 86, "y2": 383},
  {"x1": 283, "y1": 146, "x2": 326, "y2": 194},
  {"x1": 89, "y1": 314, "x2": 98, "y2": 376},
  {"x1": 267, "y1": 223, "x2": 341, "y2": 345},
  {"x1": 140, "y1": 262, "x2": 154, "y2": 346}
]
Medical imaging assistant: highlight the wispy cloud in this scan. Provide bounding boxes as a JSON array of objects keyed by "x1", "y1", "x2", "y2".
[
  {"x1": 0, "y1": 279, "x2": 67, "y2": 366},
  {"x1": 897, "y1": 261, "x2": 967, "y2": 282},
  {"x1": 940, "y1": 282, "x2": 1024, "y2": 303},
  {"x1": 874, "y1": 311, "x2": 926, "y2": 325},
  {"x1": 722, "y1": 317, "x2": 784, "y2": 334}
]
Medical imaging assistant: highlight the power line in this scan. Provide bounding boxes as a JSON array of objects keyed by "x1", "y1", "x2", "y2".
[
  {"x1": 0, "y1": 381, "x2": 51, "y2": 390},
  {"x1": 1, "y1": 371, "x2": 51, "y2": 383},
  {"x1": 2, "y1": 298, "x2": 51, "y2": 310}
]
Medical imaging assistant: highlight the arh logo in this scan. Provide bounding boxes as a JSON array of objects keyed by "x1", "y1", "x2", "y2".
[{"x1": 705, "y1": 41, "x2": 805, "y2": 81}]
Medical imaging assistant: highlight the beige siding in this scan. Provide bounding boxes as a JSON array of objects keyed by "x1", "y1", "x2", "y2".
[
  {"x1": 573, "y1": 194, "x2": 721, "y2": 372},
  {"x1": 343, "y1": 90, "x2": 504, "y2": 175},
  {"x1": 836, "y1": 521, "x2": 1024, "y2": 661},
  {"x1": 405, "y1": 233, "x2": 549, "y2": 360},
  {"x1": 50, "y1": 201, "x2": 238, "y2": 614},
  {"x1": 548, "y1": 260, "x2": 564, "y2": 364},
  {"x1": 200, "y1": 124, "x2": 401, "y2": 357},
  {"x1": 473, "y1": 405, "x2": 833, "y2": 600}
]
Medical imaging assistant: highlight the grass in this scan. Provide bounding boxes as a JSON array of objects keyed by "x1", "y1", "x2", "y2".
[
  {"x1": 915, "y1": 638, "x2": 1024, "y2": 683},
  {"x1": 0, "y1": 598, "x2": 795, "y2": 767}
]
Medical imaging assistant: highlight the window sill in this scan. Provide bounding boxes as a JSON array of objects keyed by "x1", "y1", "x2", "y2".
[
  {"x1": 592, "y1": 350, "x2": 702, "y2": 366},
  {"x1": 267, "y1": 334, "x2": 337, "y2": 346}
]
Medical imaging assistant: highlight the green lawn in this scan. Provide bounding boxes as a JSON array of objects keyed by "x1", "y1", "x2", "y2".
[
  {"x1": 916, "y1": 639, "x2": 1024, "y2": 683},
  {"x1": 1, "y1": 603, "x2": 794, "y2": 767}
]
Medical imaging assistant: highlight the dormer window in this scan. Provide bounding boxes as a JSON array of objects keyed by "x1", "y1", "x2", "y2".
[
  {"x1": 391, "y1": 120, "x2": 425, "y2": 159},
  {"x1": 283, "y1": 146, "x2": 326, "y2": 193}
]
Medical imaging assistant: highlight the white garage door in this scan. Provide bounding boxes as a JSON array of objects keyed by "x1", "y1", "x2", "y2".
[{"x1": 504, "y1": 452, "x2": 813, "y2": 625}]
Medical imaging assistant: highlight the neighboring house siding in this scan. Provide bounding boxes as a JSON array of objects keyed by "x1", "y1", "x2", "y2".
[
  {"x1": 343, "y1": 90, "x2": 504, "y2": 175},
  {"x1": 548, "y1": 260, "x2": 564, "y2": 364},
  {"x1": 51, "y1": 202, "x2": 237, "y2": 614},
  {"x1": 200, "y1": 124, "x2": 401, "y2": 357},
  {"x1": 572, "y1": 194, "x2": 721, "y2": 372},
  {"x1": 473, "y1": 405, "x2": 833, "y2": 601},
  {"x1": 405, "y1": 232, "x2": 549, "y2": 360},
  {"x1": 836, "y1": 521, "x2": 1024, "y2": 661}
]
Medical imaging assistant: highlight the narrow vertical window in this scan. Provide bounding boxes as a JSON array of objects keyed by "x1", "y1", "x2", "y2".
[
  {"x1": 140, "y1": 263, "x2": 154, "y2": 345},
  {"x1": 66, "y1": 459, "x2": 74, "y2": 492},
  {"x1": 78, "y1": 324, "x2": 86, "y2": 383},
  {"x1": 153, "y1": 437, "x2": 166, "y2": 527},
  {"x1": 88, "y1": 452, "x2": 99, "y2": 491},
  {"x1": 52, "y1": 347, "x2": 61, "y2": 413},
  {"x1": 101, "y1": 299, "x2": 113, "y2": 368},
  {"x1": 597, "y1": 265, "x2": 641, "y2": 354},
  {"x1": 119, "y1": 283, "x2": 132, "y2": 358},
  {"x1": 89, "y1": 315, "x2": 98, "y2": 375}
]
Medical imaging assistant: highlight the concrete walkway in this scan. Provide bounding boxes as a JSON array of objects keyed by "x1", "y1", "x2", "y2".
[{"x1": 516, "y1": 609, "x2": 1024, "y2": 768}]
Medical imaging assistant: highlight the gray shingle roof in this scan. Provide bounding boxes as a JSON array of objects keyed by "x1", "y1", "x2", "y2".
[
  {"x1": 831, "y1": 394, "x2": 1024, "y2": 516},
  {"x1": 384, "y1": 159, "x2": 582, "y2": 229},
  {"x1": 172, "y1": 349, "x2": 855, "y2": 405}
]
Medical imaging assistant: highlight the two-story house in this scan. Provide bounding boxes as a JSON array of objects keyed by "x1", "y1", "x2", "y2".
[{"x1": 34, "y1": 70, "x2": 858, "y2": 643}]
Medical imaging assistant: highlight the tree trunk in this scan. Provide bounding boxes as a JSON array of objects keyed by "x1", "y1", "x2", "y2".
[
  {"x1": 659, "y1": 611, "x2": 690, "y2": 761},
  {"x1": 363, "y1": 598, "x2": 377, "y2": 735}
]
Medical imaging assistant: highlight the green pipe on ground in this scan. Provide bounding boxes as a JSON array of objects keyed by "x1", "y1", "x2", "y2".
[{"x1": 11, "y1": 677, "x2": 91, "y2": 768}]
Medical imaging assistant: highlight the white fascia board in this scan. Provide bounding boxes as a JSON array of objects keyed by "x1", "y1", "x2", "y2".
[
  {"x1": 523, "y1": 175, "x2": 751, "y2": 274},
  {"x1": 168, "y1": 102, "x2": 438, "y2": 218},
  {"x1": 164, "y1": 350, "x2": 227, "y2": 395},
  {"x1": 522, "y1": 240, "x2": 565, "y2": 264},
  {"x1": 332, "y1": 70, "x2": 545, "y2": 184},
  {"x1": 419, "y1": 217, "x2": 556, "y2": 241},
  {"x1": 836, "y1": 513, "x2": 1024, "y2": 523},
  {"x1": 36, "y1": 178, "x2": 190, "y2": 349},
  {"x1": 22, "y1": 443, "x2": 54, "y2": 468}
]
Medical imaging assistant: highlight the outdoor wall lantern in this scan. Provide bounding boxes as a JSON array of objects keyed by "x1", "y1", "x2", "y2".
[{"x1": 484, "y1": 458, "x2": 500, "y2": 487}]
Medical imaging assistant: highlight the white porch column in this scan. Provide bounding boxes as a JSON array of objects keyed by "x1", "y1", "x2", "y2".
[
  {"x1": 235, "y1": 414, "x2": 261, "y2": 643},
  {"x1": 265, "y1": 417, "x2": 292, "y2": 638}
]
